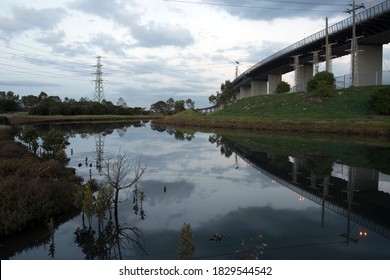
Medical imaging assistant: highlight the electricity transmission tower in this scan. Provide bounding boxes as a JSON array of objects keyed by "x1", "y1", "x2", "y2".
[{"x1": 93, "y1": 56, "x2": 105, "y2": 102}]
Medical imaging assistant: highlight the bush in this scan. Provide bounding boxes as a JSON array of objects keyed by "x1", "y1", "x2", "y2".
[
  {"x1": 370, "y1": 88, "x2": 390, "y2": 115},
  {"x1": 275, "y1": 81, "x2": 291, "y2": 94},
  {"x1": 307, "y1": 71, "x2": 335, "y2": 97}
]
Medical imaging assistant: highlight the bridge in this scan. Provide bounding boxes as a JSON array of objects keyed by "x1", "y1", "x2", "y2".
[{"x1": 232, "y1": 0, "x2": 390, "y2": 98}]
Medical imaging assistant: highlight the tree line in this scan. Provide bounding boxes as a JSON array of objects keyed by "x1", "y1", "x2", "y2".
[{"x1": 0, "y1": 91, "x2": 148, "y2": 115}]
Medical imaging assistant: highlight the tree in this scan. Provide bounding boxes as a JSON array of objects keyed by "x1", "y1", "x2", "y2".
[
  {"x1": 101, "y1": 152, "x2": 147, "y2": 220},
  {"x1": 185, "y1": 98, "x2": 195, "y2": 110},
  {"x1": 307, "y1": 71, "x2": 335, "y2": 97},
  {"x1": 20, "y1": 127, "x2": 39, "y2": 155},
  {"x1": 20, "y1": 95, "x2": 40, "y2": 110},
  {"x1": 150, "y1": 100, "x2": 168, "y2": 114},
  {"x1": 38, "y1": 91, "x2": 48, "y2": 100},
  {"x1": 41, "y1": 129, "x2": 70, "y2": 164},
  {"x1": 174, "y1": 100, "x2": 185, "y2": 113},
  {"x1": 117, "y1": 97, "x2": 127, "y2": 108},
  {"x1": 209, "y1": 80, "x2": 236, "y2": 108},
  {"x1": 275, "y1": 81, "x2": 291, "y2": 94},
  {"x1": 166, "y1": 98, "x2": 175, "y2": 114}
]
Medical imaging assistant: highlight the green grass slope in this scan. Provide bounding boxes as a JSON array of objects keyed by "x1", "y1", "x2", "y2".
[{"x1": 159, "y1": 86, "x2": 390, "y2": 135}]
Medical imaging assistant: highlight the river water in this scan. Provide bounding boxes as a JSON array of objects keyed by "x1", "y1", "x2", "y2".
[{"x1": 2, "y1": 121, "x2": 390, "y2": 260}]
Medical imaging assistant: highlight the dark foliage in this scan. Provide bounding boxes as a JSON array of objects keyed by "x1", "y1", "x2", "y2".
[
  {"x1": 307, "y1": 71, "x2": 335, "y2": 97},
  {"x1": 370, "y1": 88, "x2": 390, "y2": 115},
  {"x1": 0, "y1": 128, "x2": 82, "y2": 236},
  {"x1": 275, "y1": 81, "x2": 291, "y2": 94}
]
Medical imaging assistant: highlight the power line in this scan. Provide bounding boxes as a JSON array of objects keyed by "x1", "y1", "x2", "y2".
[{"x1": 163, "y1": 0, "x2": 343, "y2": 12}]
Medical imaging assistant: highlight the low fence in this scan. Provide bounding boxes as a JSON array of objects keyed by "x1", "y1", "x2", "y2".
[{"x1": 335, "y1": 70, "x2": 390, "y2": 89}]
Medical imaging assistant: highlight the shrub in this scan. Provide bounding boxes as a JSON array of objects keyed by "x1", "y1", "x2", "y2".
[
  {"x1": 370, "y1": 88, "x2": 390, "y2": 115},
  {"x1": 307, "y1": 71, "x2": 335, "y2": 97},
  {"x1": 275, "y1": 81, "x2": 291, "y2": 94}
]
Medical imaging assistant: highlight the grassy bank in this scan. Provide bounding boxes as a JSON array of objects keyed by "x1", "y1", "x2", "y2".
[
  {"x1": 3, "y1": 112, "x2": 160, "y2": 125},
  {"x1": 156, "y1": 86, "x2": 390, "y2": 135}
]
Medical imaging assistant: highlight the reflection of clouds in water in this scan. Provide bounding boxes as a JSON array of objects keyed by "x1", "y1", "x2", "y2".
[
  {"x1": 140, "y1": 179, "x2": 196, "y2": 206},
  {"x1": 194, "y1": 206, "x2": 390, "y2": 260},
  {"x1": 131, "y1": 204, "x2": 390, "y2": 259}
]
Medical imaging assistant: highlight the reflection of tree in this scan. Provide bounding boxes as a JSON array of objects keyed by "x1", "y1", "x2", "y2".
[
  {"x1": 268, "y1": 154, "x2": 290, "y2": 169},
  {"x1": 74, "y1": 152, "x2": 147, "y2": 259},
  {"x1": 177, "y1": 223, "x2": 196, "y2": 259},
  {"x1": 74, "y1": 219, "x2": 145, "y2": 260},
  {"x1": 305, "y1": 154, "x2": 333, "y2": 178},
  {"x1": 174, "y1": 130, "x2": 195, "y2": 141},
  {"x1": 235, "y1": 232, "x2": 267, "y2": 260},
  {"x1": 368, "y1": 146, "x2": 390, "y2": 175},
  {"x1": 149, "y1": 124, "x2": 195, "y2": 141},
  {"x1": 209, "y1": 134, "x2": 233, "y2": 158},
  {"x1": 47, "y1": 218, "x2": 56, "y2": 259},
  {"x1": 117, "y1": 127, "x2": 127, "y2": 138}
]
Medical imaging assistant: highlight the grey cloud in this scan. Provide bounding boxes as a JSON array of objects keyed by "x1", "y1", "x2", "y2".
[
  {"x1": 67, "y1": 0, "x2": 127, "y2": 18},
  {"x1": 130, "y1": 21, "x2": 195, "y2": 48},
  {"x1": 69, "y1": 0, "x2": 194, "y2": 48},
  {"x1": 140, "y1": 179, "x2": 196, "y2": 206},
  {"x1": 0, "y1": 6, "x2": 67, "y2": 35},
  {"x1": 1, "y1": 79, "x2": 61, "y2": 87},
  {"x1": 35, "y1": 31, "x2": 90, "y2": 57},
  {"x1": 214, "y1": 0, "x2": 348, "y2": 21},
  {"x1": 50, "y1": 43, "x2": 90, "y2": 57},
  {"x1": 89, "y1": 33, "x2": 129, "y2": 56},
  {"x1": 36, "y1": 30, "x2": 66, "y2": 45}
]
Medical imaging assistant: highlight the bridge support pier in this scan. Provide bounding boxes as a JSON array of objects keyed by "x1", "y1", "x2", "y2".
[
  {"x1": 239, "y1": 86, "x2": 251, "y2": 99},
  {"x1": 358, "y1": 44, "x2": 383, "y2": 86},
  {"x1": 350, "y1": 167, "x2": 379, "y2": 192},
  {"x1": 251, "y1": 80, "x2": 267, "y2": 96},
  {"x1": 298, "y1": 64, "x2": 313, "y2": 92},
  {"x1": 268, "y1": 73, "x2": 282, "y2": 94}
]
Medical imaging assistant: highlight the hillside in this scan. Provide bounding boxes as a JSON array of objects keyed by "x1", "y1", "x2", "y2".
[{"x1": 156, "y1": 85, "x2": 390, "y2": 135}]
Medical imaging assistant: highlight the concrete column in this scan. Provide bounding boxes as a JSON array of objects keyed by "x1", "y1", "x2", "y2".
[
  {"x1": 235, "y1": 89, "x2": 241, "y2": 100},
  {"x1": 240, "y1": 86, "x2": 251, "y2": 99},
  {"x1": 251, "y1": 80, "x2": 267, "y2": 96},
  {"x1": 350, "y1": 167, "x2": 379, "y2": 192},
  {"x1": 299, "y1": 64, "x2": 313, "y2": 92},
  {"x1": 268, "y1": 73, "x2": 282, "y2": 94},
  {"x1": 358, "y1": 44, "x2": 383, "y2": 86}
]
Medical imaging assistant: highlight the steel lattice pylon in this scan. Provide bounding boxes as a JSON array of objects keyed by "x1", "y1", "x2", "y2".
[{"x1": 93, "y1": 56, "x2": 105, "y2": 102}]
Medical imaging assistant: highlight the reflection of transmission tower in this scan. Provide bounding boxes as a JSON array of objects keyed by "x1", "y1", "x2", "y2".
[
  {"x1": 95, "y1": 132, "x2": 105, "y2": 173},
  {"x1": 93, "y1": 56, "x2": 105, "y2": 102}
]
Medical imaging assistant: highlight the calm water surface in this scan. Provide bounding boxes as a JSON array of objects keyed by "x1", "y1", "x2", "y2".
[{"x1": 3, "y1": 121, "x2": 390, "y2": 260}]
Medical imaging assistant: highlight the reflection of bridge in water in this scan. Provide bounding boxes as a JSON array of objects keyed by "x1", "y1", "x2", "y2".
[{"x1": 233, "y1": 145, "x2": 390, "y2": 241}]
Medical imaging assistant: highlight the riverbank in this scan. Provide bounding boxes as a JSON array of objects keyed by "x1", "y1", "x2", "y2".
[
  {"x1": 155, "y1": 85, "x2": 390, "y2": 136},
  {"x1": 3, "y1": 112, "x2": 160, "y2": 125},
  {"x1": 0, "y1": 125, "x2": 82, "y2": 236}
]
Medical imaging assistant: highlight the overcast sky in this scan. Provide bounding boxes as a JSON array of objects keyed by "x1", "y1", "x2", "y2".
[{"x1": 0, "y1": 0, "x2": 388, "y2": 108}]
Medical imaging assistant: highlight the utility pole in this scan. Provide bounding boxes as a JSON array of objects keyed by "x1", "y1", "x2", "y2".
[
  {"x1": 310, "y1": 50, "x2": 321, "y2": 75},
  {"x1": 345, "y1": 1, "x2": 365, "y2": 87},
  {"x1": 325, "y1": 17, "x2": 330, "y2": 72},
  {"x1": 235, "y1": 61, "x2": 239, "y2": 79},
  {"x1": 291, "y1": 55, "x2": 302, "y2": 92},
  {"x1": 93, "y1": 56, "x2": 105, "y2": 102}
]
